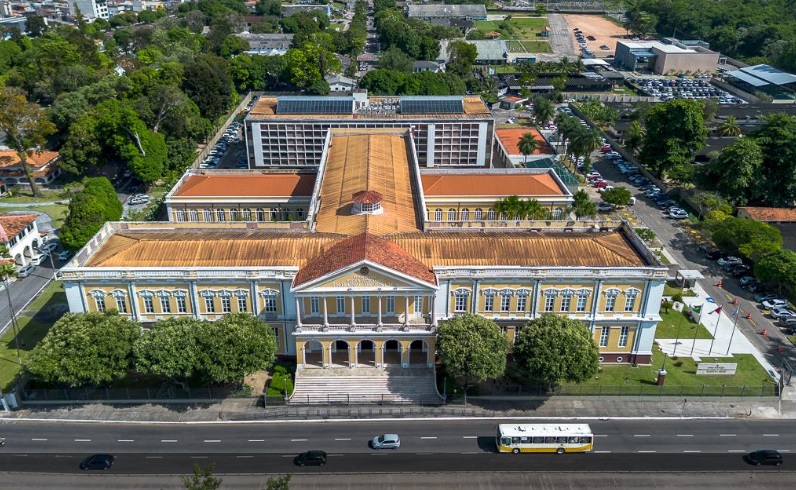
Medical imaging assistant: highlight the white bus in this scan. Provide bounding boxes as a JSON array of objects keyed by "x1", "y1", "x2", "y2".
[{"x1": 496, "y1": 424, "x2": 594, "y2": 454}]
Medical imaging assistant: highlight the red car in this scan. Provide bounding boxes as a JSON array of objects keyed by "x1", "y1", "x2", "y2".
[
  {"x1": 587, "y1": 174, "x2": 602, "y2": 182},
  {"x1": 593, "y1": 180, "x2": 609, "y2": 188},
  {"x1": 600, "y1": 145, "x2": 612, "y2": 153}
]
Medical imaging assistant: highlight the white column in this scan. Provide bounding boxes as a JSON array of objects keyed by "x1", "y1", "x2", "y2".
[
  {"x1": 377, "y1": 294, "x2": 383, "y2": 326},
  {"x1": 404, "y1": 296, "x2": 409, "y2": 326},
  {"x1": 350, "y1": 296, "x2": 356, "y2": 326},
  {"x1": 431, "y1": 294, "x2": 437, "y2": 326},
  {"x1": 295, "y1": 297, "x2": 302, "y2": 327},
  {"x1": 322, "y1": 294, "x2": 328, "y2": 326}
]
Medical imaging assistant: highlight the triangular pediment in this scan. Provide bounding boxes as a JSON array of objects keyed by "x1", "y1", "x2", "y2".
[{"x1": 292, "y1": 261, "x2": 436, "y2": 292}]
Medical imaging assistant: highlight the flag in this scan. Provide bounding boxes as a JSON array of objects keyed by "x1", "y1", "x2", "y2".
[
  {"x1": 731, "y1": 307, "x2": 740, "y2": 317},
  {"x1": 710, "y1": 305, "x2": 722, "y2": 315},
  {"x1": 692, "y1": 305, "x2": 702, "y2": 314}
]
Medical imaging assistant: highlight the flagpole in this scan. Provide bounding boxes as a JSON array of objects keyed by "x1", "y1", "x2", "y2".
[
  {"x1": 673, "y1": 309, "x2": 685, "y2": 357},
  {"x1": 708, "y1": 305, "x2": 722, "y2": 355},
  {"x1": 725, "y1": 308, "x2": 740, "y2": 355},
  {"x1": 690, "y1": 304, "x2": 704, "y2": 356}
]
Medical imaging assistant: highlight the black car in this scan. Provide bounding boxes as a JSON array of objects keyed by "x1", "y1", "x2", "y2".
[
  {"x1": 295, "y1": 450, "x2": 327, "y2": 467},
  {"x1": 746, "y1": 449, "x2": 783, "y2": 466},
  {"x1": 705, "y1": 250, "x2": 726, "y2": 261},
  {"x1": 80, "y1": 454, "x2": 115, "y2": 470},
  {"x1": 730, "y1": 266, "x2": 752, "y2": 278}
]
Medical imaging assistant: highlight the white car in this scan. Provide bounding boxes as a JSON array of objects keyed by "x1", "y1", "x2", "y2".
[
  {"x1": 762, "y1": 299, "x2": 787, "y2": 310},
  {"x1": 717, "y1": 256, "x2": 742, "y2": 267},
  {"x1": 668, "y1": 208, "x2": 688, "y2": 219},
  {"x1": 597, "y1": 202, "x2": 614, "y2": 212},
  {"x1": 371, "y1": 434, "x2": 400, "y2": 449},
  {"x1": 30, "y1": 255, "x2": 47, "y2": 266},
  {"x1": 770, "y1": 308, "x2": 796, "y2": 319},
  {"x1": 38, "y1": 242, "x2": 58, "y2": 253},
  {"x1": 17, "y1": 264, "x2": 35, "y2": 278},
  {"x1": 58, "y1": 250, "x2": 71, "y2": 261}
]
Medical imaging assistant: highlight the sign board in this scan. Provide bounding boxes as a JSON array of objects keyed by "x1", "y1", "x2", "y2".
[{"x1": 696, "y1": 363, "x2": 737, "y2": 375}]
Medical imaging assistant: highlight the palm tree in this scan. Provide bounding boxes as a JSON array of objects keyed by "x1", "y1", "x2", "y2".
[
  {"x1": 517, "y1": 132, "x2": 538, "y2": 165},
  {"x1": 570, "y1": 126, "x2": 602, "y2": 167},
  {"x1": 717, "y1": 116, "x2": 741, "y2": 137},
  {"x1": 495, "y1": 195, "x2": 522, "y2": 220},
  {"x1": 532, "y1": 97, "x2": 555, "y2": 126},
  {"x1": 571, "y1": 190, "x2": 597, "y2": 220},
  {"x1": 623, "y1": 120, "x2": 645, "y2": 155},
  {"x1": 525, "y1": 199, "x2": 552, "y2": 220}
]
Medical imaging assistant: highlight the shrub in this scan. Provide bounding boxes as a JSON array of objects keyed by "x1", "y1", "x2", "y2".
[{"x1": 672, "y1": 293, "x2": 683, "y2": 303}]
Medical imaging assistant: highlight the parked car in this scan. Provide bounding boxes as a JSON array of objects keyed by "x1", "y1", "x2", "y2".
[
  {"x1": 294, "y1": 450, "x2": 327, "y2": 466},
  {"x1": 128, "y1": 194, "x2": 150, "y2": 206},
  {"x1": 728, "y1": 265, "x2": 751, "y2": 277},
  {"x1": 717, "y1": 256, "x2": 742, "y2": 267},
  {"x1": 371, "y1": 433, "x2": 401, "y2": 449},
  {"x1": 586, "y1": 171, "x2": 602, "y2": 179},
  {"x1": 30, "y1": 255, "x2": 46, "y2": 266},
  {"x1": 770, "y1": 308, "x2": 796, "y2": 319},
  {"x1": 593, "y1": 180, "x2": 610, "y2": 189},
  {"x1": 762, "y1": 299, "x2": 787, "y2": 309},
  {"x1": 657, "y1": 199, "x2": 677, "y2": 209},
  {"x1": 777, "y1": 316, "x2": 796, "y2": 328},
  {"x1": 37, "y1": 242, "x2": 58, "y2": 253},
  {"x1": 58, "y1": 250, "x2": 71, "y2": 261},
  {"x1": 17, "y1": 264, "x2": 35, "y2": 278},
  {"x1": 80, "y1": 454, "x2": 115, "y2": 470},
  {"x1": 597, "y1": 202, "x2": 614, "y2": 212},
  {"x1": 668, "y1": 208, "x2": 688, "y2": 219},
  {"x1": 746, "y1": 449, "x2": 783, "y2": 466},
  {"x1": 738, "y1": 276, "x2": 756, "y2": 286},
  {"x1": 755, "y1": 292, "x2": 778, "y2": 303}
]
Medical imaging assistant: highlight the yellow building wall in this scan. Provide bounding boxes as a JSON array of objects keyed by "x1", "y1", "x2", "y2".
[
  {"x1": 593, "y1": 325, "x2": 637, "y2": 352},
  {"x1": 596, "y1": 283, "x2": 645, "y2": 314},
  {"x1": 302, "y1": 294, "x2": 421, "y2": 320}
]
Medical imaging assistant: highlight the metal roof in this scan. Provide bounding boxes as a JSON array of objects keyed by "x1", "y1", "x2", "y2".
[
  {"x1": 726, "y1": 69, "x2": 768, "y2": 87},
  {"x1": 738, "y1": 64, "x2": 796, "y2": 86},
  {"x1": 399, "y1": 97, "x2": 464, "y2": 114},
  {"x1": 277, "y1": 96, "x2": 354, "y2": 115}
]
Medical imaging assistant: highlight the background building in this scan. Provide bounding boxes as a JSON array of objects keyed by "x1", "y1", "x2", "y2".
[
  {"x1": 406, "y1": 4, "x2": 487, "y2": 27},
  {"x1": 614, "y1": 40, "x2": 719, "y2": 74},
  {"x1": 69, "y1": 0, "x2": 109, "y2": 20},
  {"x1": 725, "y1": 64, "x2": 796, "y2": 101}
]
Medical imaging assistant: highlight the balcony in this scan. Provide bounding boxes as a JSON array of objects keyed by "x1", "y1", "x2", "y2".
[{"x1": 295, "y1": 322, "x2": 436, "y2": 334}]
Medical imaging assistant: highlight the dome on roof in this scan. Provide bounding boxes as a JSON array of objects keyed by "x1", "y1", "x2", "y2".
[{"x1": 352, "y1": 190, "x2": 384, "y2": 215}]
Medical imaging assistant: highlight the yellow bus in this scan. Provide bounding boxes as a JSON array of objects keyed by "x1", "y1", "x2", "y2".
[{"x1": 496, "y1": 424, "x2": 594, "y2": 454}]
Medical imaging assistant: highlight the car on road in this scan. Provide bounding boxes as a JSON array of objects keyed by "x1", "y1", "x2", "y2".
[
  {"x1": 746, "y1": 449, "x2": 783, "y2": 466},
  {"x1": 37, "y1": 242, "x2": 58, "y2": 253},
  {"x1": 30, "y1": 255, "x2": 46, "y2": 266},
  {"x1": 80, "y1": 454, "x2": 115, "y2": 470},
  {"x1": 371, "y1": 433, "x2": 401, "y2": 449},
  {"x1": 762, "y1": 299, "x2": 787, "y2": 309},
  {"x1": 755, "y1": 292, "x2": 777, "y2": 303},
  {"x1": 295, "y1": 450, "x2": 327, "y2": 466},
  {"x1": 668, "y1": 208, "x2": 688, "y2": 219},
  {"x1": 17, "y1": 264, "x2": 35, "y2": 278},
  {"x1": 58, "y1": 250, "x2": 71, "y2": 261},
  {"x1": 128, "y1": 194, "x2": 150, "y2": 206},
  {"x1": 717, "y1": 256, "x2": 742, "y2": 267},
  {"x1": 770, "y1": 307, "x2": 796, "y2": 319},
  {"x1": 597, "y1": 202, "x2": 614, "y2": 212}
]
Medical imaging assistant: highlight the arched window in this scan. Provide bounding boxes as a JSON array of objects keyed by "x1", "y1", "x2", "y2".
[
  {"x1": 486, "y1": 208, "x2": 496, "y2": 220},
  {"x1": 434, "y1": 208, "x2": 443, "y2": 221},
  {"x1": 203, "y1": 209, "x2": 212, "y2": 222},
  {"x1": 175, "y1": 209, "x2": 185, "y2": 222},
  {"x1": 230, "y1": 208, "x2": 239, "y2": 221},
  {"x1": 296, "y1": 208, "x2": 305, "y2": 220},
  {"x1": 216, "y1": 209, "x2": 226, "y2": 222},
  {"x1": 242, "y1": 208, "x2": 252, "y2": 221},
  {"x1": 256, "y1": 208, "x2": 266, "y2": 221},
  {"x1": 189, "y1": 209, "x2": 199, "y2": 222},
  {"x1": 270, "y1": 209, "x2": 279, "y2": 221},
  {"x1": 474, "y1": 208, "x2": 482, "y2": 220},
  {"x1": 448, "y1": 208, "x2": 457, "y2": 221},
  {"x1": 460, "y1": 208, "x2": 469, "y2": 221}
]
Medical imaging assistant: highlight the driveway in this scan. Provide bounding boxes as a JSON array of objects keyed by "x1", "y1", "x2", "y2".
[
  {"x1": 547, "y1": 14, "x2": 578, "y2": 61},
  {"x1": 1, "y1": 256, "x2": 59, "y2": 337}
]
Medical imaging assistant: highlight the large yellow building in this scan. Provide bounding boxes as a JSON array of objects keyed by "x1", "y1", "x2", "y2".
[{"x1": 63, "y1": 126, "x2": 666, "y2": 378}]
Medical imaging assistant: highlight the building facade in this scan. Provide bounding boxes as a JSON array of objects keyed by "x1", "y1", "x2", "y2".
[
  {"x1": 69, "y1": 0, "x2": 109, "y2": 20},
  {"x1": 615, "y1": 40, "x2": 719, "y2": 75},
  {"x1": 0, "y1": 213, "x2": 42, "y2": 267}
]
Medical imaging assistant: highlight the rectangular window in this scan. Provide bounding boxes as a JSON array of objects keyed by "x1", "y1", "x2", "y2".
[
  {"x1": 205, "y1": 296, "x2": 215, "y2": 313},
  {"x1": 544, "y1": 294, "x2": 555, "y2": 312},
  {"x1": 414, "y1": 295, "x2": 423, "y2": 314},
  {"x1": 517, "y1": 295, "x2": 527, "y2": 312},
  {"x1": 386, "y1": 296, "x2": 395, "y2": 314},
  {"x1": 624, "y1": 292, "x2": 638, "y2": 312},
  {"x1": 95, "y1": 296, "x2": 106, "y2": 312},
  {"x1": 263, "y1": 296, "x2": 276, "y2": 313},
  {"x1": 336, "y1": 296, "x2": 345, "y2": 314},
  {"x1": 116, "y1": 296, "x2": 127, "y2": 314},
  {"x1": 144, "y1": 296, "x2": 154, "y2": 314},
  {"x1": 361, "y1": 296, "x2": 370, "y2": 314},
  {"x1": 500, "y1": 294, "x2": 511, "y2": 312},
  {"x1": 454, "y1": 294, "x2": 467, "y2": 312},
  {"x1": 176, "y1": 296, "x2": 187, "y2": 313},
  {"x1": 600, "y1": 327, "x2": 610, "y2": 347},
  {"x1": 310, "y1": 296, "x2": 319, "y2": 314},
  {"x1": 238, "y1": 296, "x2": 248, "y2": 312},
  {"x1": 619, "y1": 326, "x2": 629, "y2": 347},
  {"x1": 484, "y1": 294, "x2": 494, "y2": 312},
  {"x1": 576, "y1": 294, "x2": 588, "y2": 312},
  {"x1": 560, "y1": 295, "x2": 571, "y2": 312},
  {"x1": 160, "y1": 296, "x2": 171, "y2": 313},
  {"x1": 605, "y1": 294, "x2": 617, "y2": 312},
  {"x1": 221, "y1": 296, "x2": 231, "y2": 313}
]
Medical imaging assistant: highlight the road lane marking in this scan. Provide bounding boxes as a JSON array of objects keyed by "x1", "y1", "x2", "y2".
[
  {"x1": 778, "y1": 449, "x2": 790, "y2": 452},
  {"x1": 281, "y1": 455, "x2": 294, "y2": 458},
  {"x1": 462, "y1": 436, "x2": 478, "y2": 439},
  {"x1": 633, "y1": 434, "x2": 650, "y2": 437},
  {"x1": 328, "y1": 454, "x2": 344, "y2": 457},
  {"x1": 420, "y1": 437, "x2": 437, "y2": 440},
  {"x1": 236, "y1": 456, "x2": 254, "y2": 459},
  {"x1": 677, "y1": 434, "x2": 694, "y2": 437},
  {"x1": 461, "y1": 451, "x2": 478, "y2": 454},
  {"x1": 161, "y1": 440, "x2": 178, "y2": 443},
  {"x1": 204, "y1": 440, "x2": 221, "y2": 443},
  {"x1": 55, "y1": 455, "x2": 73, "y2": 458},
  {"x1": 416, "y1": 452, "x2": 435, "y2": 455},
  {"x1": 291, "y1": 439, "x2": 308, "y2": 442},
  {"x1": 74, "y1": 439, "x2": 91, "y2": 442},
  {"x1": 594, "y1": 450, "x2": 611, "y2": 453},
  {"x1": 370, "y1": 453, "x2": 389, "y2": 456},
  {"x1": 248, "y1": 439, "x2": 265, "y2": 442},
  {"x1": 763, "y1": 434, "x2": 779, "y2": 437},
  {"x1": 728, "y1": 450, "x2": 746, "y2": 453},
  {"x1": 638, "y1": 451, "x2": 656, "y2": 453},
  {"x1": 720, "y1": 434, "x2": 736, "y2": 437},
  {"x1": 684, "y1": 450, "x2": 701, "y2": 453},
  {"x1": 594, "y1": 434, "x2": 607, "y2": 437},
  {"x1": 334, "y1": 438, "x2": 352, "y2": 441},
  {"x1": 145, "y1": 456, "x2": 163, "y2": 459},
  {"x1": 10, "y1": 454, "x2": 28, "y2": 457},
  {"x1": 118, "y1": 439, "x2": 134, "y2": 442},
  {"x1": 31, "y1": 438, "x2": 47, "y2": 441},
  {"x1": 190, "y1": 456, "x2": 208, "y2": 459}
]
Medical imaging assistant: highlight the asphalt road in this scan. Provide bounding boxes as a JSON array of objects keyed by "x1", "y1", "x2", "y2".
[{"x1": 0, "y1": 258, "x2": 57, "y2": 339}]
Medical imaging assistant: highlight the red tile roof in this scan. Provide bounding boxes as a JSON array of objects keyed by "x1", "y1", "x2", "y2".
[
  {"x1": 352, "y1": 190, "x2": 383, "y2": 204},
  {"x1": 738, "y1": 207, "x2": 796, "y2": 222},
  {"x1": 495, "y1": 128, "x2": 555, "y2": 155},
  {"x1": 293, "y1": 233, "x2": 437, "y2": 287},
  {"x1": 174, "y1": 173, "x2": 316, "y2": 198},
  {"x1": 0, "y1": 213, "x2": 37, "y2": 242},
  {"x1": 421, "y1": 173, "x2": 564, "y2": 197},
  {"x1": 0, "y1": 151, "x2": 59, "y2": 169}
]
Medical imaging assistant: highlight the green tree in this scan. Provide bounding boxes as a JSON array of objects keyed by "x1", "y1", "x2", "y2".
[
  {"x1": 755, "y1": 249, "x2": 796, "y2": 294},
  {"x1": 517, "y1": 132, "x2": 538, "y2": 165},
  {"x1": 219, "y1": 35, "x2": 250, "y2": 58},
  {"x1": 571, "y1": 189, "x2": 597, "y2": 219},
  {"x1": 264, "y1": 474, "x2": 292, "y2": 490},
  {"x1": 495, "y1": 195, "x2": 522, "y2": 220},
  {"x1": 134, "y1": 317, "x2": 204, "y2": 385},
  {"x1": 569, "y1": 125, "x2": 602, "y2": 165},
  {"x1": 378, "y1": 46, "x2": 415, "y2": 73},
  {"x1": 511, "y1": 314, "x2": 599, "y2": 389},
  {"x1": 600, "y1": 186, "x2": 633, "y2": 207},
  {"x1": 197, "y1": 313, "x2": 277, "y2": 383},
  {"x1": 709, "y1": 215, "x2": 783, "y2": 262},
  {"x1": 25, "y1": 15, "x2": 48, "y2": 37},
  {"x1": 25, "y1": 312, "x2": 139, "y2": 387},
  {"x1": 639, "y1": 99, "x2": 707, "y2": 177},
  {"x1": 0, "y1": 87, "x2": 57, "y2": 197},
  {"x1": 182, "y1": 54, "x2": 234, "y2": 121},
  {"x1": 181, "y1": 462, "x2": 222, "y2": 490},
  {"x1": 532, "y1": 97, "x2": 555, "y2": 126},
  {"x1": 623, "y1": 120, "x2": 645, "y2": 155},
  {"x1": 716, "y1": 115, "x2": 741, "y2": 136},
  {"x1": 446, "y1": 40, "x2": 477, "y2": 78},
  {"x1": 690, "y1": 191, "x2": 732, "y2": 219},
  {"x1": 705, "y1": 137, "x2": 763, "y2": 205},
  {"x1": 283, "y1": 42, "x2": 341, "y2": 90},
  {"x1": 437, "y1": 314, "x2": 508, "y2": 393},
  {"x1": 60, "y1": 177, "x2": 122, "y2": 250},
  {"x1": 256, "y1": 0, "x2": 282, "y2": 16},
  {"x1": 752, "y1": 114, "x2": 796, "y2": 206}
]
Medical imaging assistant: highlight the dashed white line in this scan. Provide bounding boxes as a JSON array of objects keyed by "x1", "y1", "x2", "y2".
[
  {"x1": 203, "y1": 440, "x2": 221, "y2": 443},
  {"x1": 190, "y1": 456, "x2": 208, "y2": 459},
  {"x1": 677, "y1": 434, "x2": 694, "y2": 437},
  {"x1": 633, "y1": 434, "x2": 650, "y2": 437},
  {"x1": 55, "y1": 455, "x2": 73, "y2": 458},
  {"x1": 638, "y1": 450, "x2": 656, "y2": 453},
  {"x1": 118, "y1": 439, "x2": 134, "y2": 442},
  {"x1": 74, "y1": 439, "x2": 91, "y2": 442},
  {"x1": 31, "y1": 438, "x2": 47, "y2": 441},
  {"x1": 594, "y1": 434, "x2": 608, "y2": 438},
  {"x1": 420, "y1": 436, "x2": 437, "y2": 440},
  {"x1": 720, "y1": 434, "x2": 736, "y2": 437},
  {"x1": 728, "y1": 450, "x2": 746, "y2": 453},
  {"x1": 462, "y1": 436, "x2": 478, "y2": 439},
  {"x1": 594, "y1": 450, "x2": 611, "y2": 453},
  {"x1": 763, "y1": 434, "x2": 779, "y2": 437},
  {"x1": 248, "y1": 439, "x2": 265, "y2": 442},
  {"x1": 281, "y1": 455, "x2": 294, "y2": 458},
  {"x1": 161, "y1": 440, "x2": 178, "y2": 443},
  {"x1": 778, "y1": 449, "x2": 791, "y2": 452},
  {"x1": 370, "y1": 453, "x2": 389, "y2": 456},
  {"x1": 334, "y1": 438, "x2": 352, "y2": 441},
  {"x1": 145, "y1": 456, "x2": 163, "y2": 459},
  {"x1": 291, "y1": 438, "x2": 308, "y2": 442},
  {"x1": 461, "y1": 451, "x2": 478, "y2": 454},
  {"x1": 684, "y1": 450, "x2": 702, "y2": 453}
]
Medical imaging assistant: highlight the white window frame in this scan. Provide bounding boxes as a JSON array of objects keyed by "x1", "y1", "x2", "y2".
[
  {"x1": 205, "y1": 296, "x2": 215, "y2": 313},
  {"x1": 605, "y1": 289, "x2": 619, "y2": 312},
  {"x1": 361, "y1": 296, "x2": 371, "y2": 314},
  {"x1": 414, "y1": 295, "x2": 423, "y2": 314},
  {"x1": 599, "y1": 327, "x2": 610, "y2": 347},
  {"x1": 310, "y1": 296, "x2": 320, "y2": 314},
  {"x1": 576, "y1": 292, "x2": 589, "y2": 312},
  {"x1": 336, "y1": 296, "x2": 345, "y2": 314},
  {"x1": 176, "y1": 295, "x2": 187, "y2": 313},
  {"x1": 560, "y1": 290, "x2": 572, "y2": 312},
  {"x1": 619, "y1": 326, "x2": 629, "y2": 347},
  {"x1": 484, "y1": 293, "x2": 494, "y2": 312},
  {"x1": 386, "y1": 296, "x2": 395, "y2": 314},
  {"x1": 160, "y1": 295, "x2": 171, "y2": 313},
  {"x1": 624, "y1": 289, "x2": 640, "y2": 312},
  {"x1": 544, "y1": 291, "x2": 557, "y2": 312},
  {"x1": 500, "y1": 293, "x2": 511, "y2": 312}
]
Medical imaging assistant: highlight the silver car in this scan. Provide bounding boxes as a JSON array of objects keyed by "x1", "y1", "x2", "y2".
[{"x1": 371, "y1": 433, "x2": 400, "y2": 449}]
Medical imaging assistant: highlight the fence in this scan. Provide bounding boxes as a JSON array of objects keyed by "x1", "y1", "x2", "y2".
[{"x1": 462, "y1": 383, "x2": 779, "y2": 398}]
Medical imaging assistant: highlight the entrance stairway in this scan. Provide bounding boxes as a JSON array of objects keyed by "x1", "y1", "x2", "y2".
[{"x1": 289, "y1": 367, "x2": 444, "y2": 406}]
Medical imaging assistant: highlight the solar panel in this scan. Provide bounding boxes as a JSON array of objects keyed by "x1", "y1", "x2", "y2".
[
  {"x1": 399, "y1": 97, "x2": 464, "y2": 115},
  {"x1": 277, "y1": 97, "x2": 353, "y2": 115}
]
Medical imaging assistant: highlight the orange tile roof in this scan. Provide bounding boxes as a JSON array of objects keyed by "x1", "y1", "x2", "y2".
[
  {"x1": 738, "y1": 207, "x2": 796, "y2": 222},
  {"x1": 0, "y1": 151, "x2": 59, "y2": 169},
  {"x1": 421, "y1": 173, "x2": 564, "y2": 197},
  {"x1": 293, "y1": 233, "x2": 437, "y2": 287},
  {"x1": 173, "y1": 173, "x2": 316, "y2": 198},
  {"x1": 495, "y1": 128, "x2": 555, "y2": 155},
  {"x1": 0, "y1": 213, "x2": 37, "y2": 241}
]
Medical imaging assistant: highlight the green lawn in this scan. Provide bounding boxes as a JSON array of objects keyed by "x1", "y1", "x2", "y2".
[
  {"x1": 519, "y1": 40, "x2": 552, "y2": 53},
  {"x1": 1, "y1": 204, "x2": 69, "y2": 229},
  {"x1": 655, "y1": 309, "x2": 713, "y2": 340},
  {"x1": 664, "y1": 282, "x2": 698, "y2": 297},
  {"x1": 0, "y1": 187, "x2": 64, "y2": 204},
  {"x1": 473, "y1": 17, "x2": 551, "y2": 53},
  {"x1": 0, "y1": 281, "x2": 67, "y2": 391},
  {"x1": 485, "y1": 64, "x2": 520, "y2": 74}
]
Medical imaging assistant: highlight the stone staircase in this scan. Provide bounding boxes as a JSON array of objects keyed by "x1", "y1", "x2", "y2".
[{"x1": 289, "y1": 367, "x2": 444, "y2": 406}]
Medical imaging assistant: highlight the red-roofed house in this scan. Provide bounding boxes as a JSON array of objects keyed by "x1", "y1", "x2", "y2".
[
  {"x1": 494, "y1": 128, "x2": 557, "y2": 167},
  {"x1": 0, "y1": 213, "x2": 42, "y2": 267},
  {"x1": 0, "y1": 150, "x2": 62, "y2": 187}
]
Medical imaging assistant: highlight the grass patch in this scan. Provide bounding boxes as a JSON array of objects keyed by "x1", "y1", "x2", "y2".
[
  {"x1": 0, "y1": 281, "x2": 67, "y2": 391},
  {"x1": 654, "y1": 250, "x2": 671, "y2": 265},
  {"x1": 519, "y1": 40, "x2": 552, "y2": 53},
  {"x1": 790, "y1": 335, "x2": 796, "y2": 346},
  {"x1": 485, "y1": 64, "x2": 520, "y2": 74},
  {"x1": 0, "y1": 187, "x2": 64, "y2": 204},
  {"x1": 561, "y1": 345, "x2": 776, "y2": 395},
  {"x1": 655, "y1": 309, "x2": 713, "y2": 340},
  {"x1": 664, "y1": 282, "x2": 697, "y2": 297},
  {"x1": 0, "y1": 204, "x2": 69, "y2": 229}
]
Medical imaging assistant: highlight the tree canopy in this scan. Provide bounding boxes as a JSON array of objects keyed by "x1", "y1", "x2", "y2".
[
  {"x1": 639, "y1": 99, "x2": 707, "y2": 177},
  {"x1": 60, "y1": 177, "x2": 122, "y2": 250},
  {"x1": 437, "y1": 314, "x2": 509, "y2": 390}
]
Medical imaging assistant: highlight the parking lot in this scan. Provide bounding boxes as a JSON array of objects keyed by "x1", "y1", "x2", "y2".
[
  {"x1": 200, "y1": 120, "x2": 246, "y2": 170},
  {"x1": 629, "y1": 77, "x2": 745, "y2": 104}
]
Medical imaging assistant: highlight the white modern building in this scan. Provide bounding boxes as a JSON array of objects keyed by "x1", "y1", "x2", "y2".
[{"x1": 69, "y1": 0, "x2": 109, "y2": 20}]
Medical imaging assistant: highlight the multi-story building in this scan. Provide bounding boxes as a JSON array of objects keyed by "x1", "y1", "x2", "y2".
[
  {"x1": 64, "y1": 128, "x2": 665, "y2": 383},
  {"x1": 0, "y1": 213, "x2": 42, "y2": 267},
  {"x1": 244, "y1": 91, "x2": 495, "y2": 168},
  {"x1": 69, "y1": 0, "x2": 109, "y2": 20}
]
